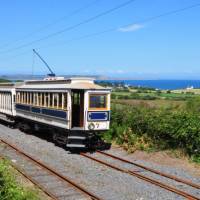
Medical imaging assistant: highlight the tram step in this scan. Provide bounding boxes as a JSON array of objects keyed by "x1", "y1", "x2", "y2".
[
  {"x1": 68, "y1": 136, "x2": 86, "y2": 140},
  {"x1": 66, "y1": 144, "x2": 86, "y2": 148}
]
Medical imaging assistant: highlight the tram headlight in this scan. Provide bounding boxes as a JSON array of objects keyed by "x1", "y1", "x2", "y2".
[{"x1": 88, "y1": 123, "x2": 95, "y2": 130}]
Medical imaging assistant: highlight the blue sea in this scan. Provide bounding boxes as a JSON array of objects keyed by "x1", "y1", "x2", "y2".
[{"x1": 102, "y1": 80, "x2": 200, "y2": 90}]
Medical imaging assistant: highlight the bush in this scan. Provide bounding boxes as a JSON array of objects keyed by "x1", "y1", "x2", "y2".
[
  {"x1": 166, "y1": 90, "x2": 171, "y2": 94},
  {"x1": 111, "y1": 93, "x2": 116, "y2": 100},
  {"x1": 0, "y1": 160, "x2": 39, "y2": 200},
  {"x1": 186, "y1": 96, "x2": 200, "y2": 113},
  {"x1": 104, "y1": 103, "x2": 200, "y2": 161}
]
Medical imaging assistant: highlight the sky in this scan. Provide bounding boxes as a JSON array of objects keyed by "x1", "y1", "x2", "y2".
[{"x1": 0, "y1": 0, "x2": 200, "y2": 79}]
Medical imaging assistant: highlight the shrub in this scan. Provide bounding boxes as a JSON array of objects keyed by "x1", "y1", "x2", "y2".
[
  {"x1": 111, "y1": 93, "x2": 116, "y2": 99},
  {"x1": 186, "y1": 96, "x2": 200, "y2": 113},
  {"x1": 0, "y1": 160, "x2": 39, "y2": 200},
  {"x1": 105, "y1": 103, "x2": 200, "y2": 162},
  {"x1": 166, "y1": 90, "x2": 171, "y2": 94}
]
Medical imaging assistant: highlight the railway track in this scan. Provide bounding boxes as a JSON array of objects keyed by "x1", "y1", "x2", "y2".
[
  {"x1": 1, "y1": 137, "x2": 199, "y2": 200},
  {"x1": 0, "y1": 139, "x2": 102, "y2": 200},
  {"x1": 97, "y1": 150, "x2": 200, "y2": 190},
  {"x1": 81, "y1": 151, "x2": 200, "y2": 200}
]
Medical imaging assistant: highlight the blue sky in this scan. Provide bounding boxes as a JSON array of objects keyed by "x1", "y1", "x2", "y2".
[{"x1": 0, "y1": 0, "x2": 200, "y2": 79}]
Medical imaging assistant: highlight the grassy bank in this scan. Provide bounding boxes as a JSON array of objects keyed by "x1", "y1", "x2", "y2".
[
  {"x1": 104, "y1": 97, "x2": 200, "y2": 164},
  {"x1": 0, "y1": 159, "x2": 39, "y2": 200}
]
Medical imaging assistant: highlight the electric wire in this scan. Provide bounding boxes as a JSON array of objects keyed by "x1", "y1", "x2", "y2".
[
  {"x1": 0, "y1": 0, "x2": 136, "y2": 55},
  {"x1": 1, "y1": 2, "x2": 200, "y2": 63},
  {"x1": 36, "y1": 2, "x2": 200, "y2": 50},
  {"x1": 0, "y1": 0, "x2": 100, "y2": 50}
]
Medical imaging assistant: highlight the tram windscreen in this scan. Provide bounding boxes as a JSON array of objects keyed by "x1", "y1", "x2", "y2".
[{"x1": 89, "y1": 94, "x2": 107, "y2": 109}]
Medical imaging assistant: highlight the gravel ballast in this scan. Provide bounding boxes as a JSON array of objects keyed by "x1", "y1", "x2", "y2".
[{"x1": 0, "y1": 123, "x2": 199, "y2": 200}]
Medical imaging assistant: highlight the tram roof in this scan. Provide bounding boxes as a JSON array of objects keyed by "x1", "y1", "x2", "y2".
[{"x1": 15, "y1": 77, "x2": 109, "y2": 90}]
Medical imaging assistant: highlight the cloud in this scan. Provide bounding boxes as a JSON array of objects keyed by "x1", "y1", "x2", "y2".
[
  {"x1": 118, "y1": 24, "x2": 144, "y2": 32},
  {"x1": 116, "y1": 70, "x2": 125, "y2": 74}
]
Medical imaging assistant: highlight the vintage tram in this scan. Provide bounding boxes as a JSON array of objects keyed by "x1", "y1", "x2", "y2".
[{"x1": 0, "y1": 77, "x2": 111, "y2": 148}]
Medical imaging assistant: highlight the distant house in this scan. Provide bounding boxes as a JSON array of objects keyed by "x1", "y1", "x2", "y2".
[{"x1": 186, "y1": 86, "x2": 194, "y2": 90}]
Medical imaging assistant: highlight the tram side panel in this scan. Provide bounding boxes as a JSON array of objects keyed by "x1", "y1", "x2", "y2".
[
  {"x1": 15, "y1": 90, "x2": 70, "y2": 130},
  {"x1": 0, "y1": 89, "x2": 16, "y2": 116}
]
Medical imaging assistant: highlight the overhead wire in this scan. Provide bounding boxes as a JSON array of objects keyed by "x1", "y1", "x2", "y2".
[
  {"x1": 0, "y1": 0, "x2": 100, "y2": 50},
  {"x1": 36, "y1": 2, "x2": 200, "y2": 50},
  {"x1": 0, "y1": 0, "x2": 137, "y2": 55},
  {"x1": 122, "y1": 2, "x2": 200, "y2": 28},
  {"x1": 1, "y1": 1, "x2": 200, "y2": 63}
]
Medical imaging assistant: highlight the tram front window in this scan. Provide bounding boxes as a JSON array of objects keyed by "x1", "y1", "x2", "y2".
[{"x1": 89, "y1": 94, "x2": 107, "y2": 109}]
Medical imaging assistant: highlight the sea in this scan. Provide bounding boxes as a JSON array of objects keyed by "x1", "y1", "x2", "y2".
[{"x1": 101, "y1": 80, "x2": 200, "y2": 90}]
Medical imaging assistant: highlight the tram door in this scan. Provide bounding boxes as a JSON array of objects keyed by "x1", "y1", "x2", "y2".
[{"x1": 71, "y1": 90, "x2": 84, "y2": 128}]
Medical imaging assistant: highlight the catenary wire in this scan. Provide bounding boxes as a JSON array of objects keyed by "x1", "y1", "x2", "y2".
[
  {"x1": 35, "y1": 2, "x2": 200, "y2": 50},
  {"x1": 0, "y1": 0, "x2": 137, "y2": 55},
  {"x1": 1, "y1": 2, "x2": 200, "y2": 63},
  {"x1": 0, "y1": 0, "x2": 100, "y2": 50}
]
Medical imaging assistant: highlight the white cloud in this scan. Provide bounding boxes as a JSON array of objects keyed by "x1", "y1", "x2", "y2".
[
  {"x1": 118, "y1": 24, "x2": 144, "y2": 32},
  {"x1": 116, "y1": 69, "x2": 125, "y2": 74}
]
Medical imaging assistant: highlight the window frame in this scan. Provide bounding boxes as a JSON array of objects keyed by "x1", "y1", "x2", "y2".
[{"x1": 88, "y1": 93, "x2": 108, "y2": 110}]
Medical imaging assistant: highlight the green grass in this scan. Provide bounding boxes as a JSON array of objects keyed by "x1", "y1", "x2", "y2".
[
  {"x1": 112, "y1": 89, "x2": 196, "y2": 101},
  {"x1": 0, "y1": 159, "x2": 40, "y2": 200},
  {"x1": 0, "y1": 79, "x2": 11, "y2": 83},
  {"x1": 112, "y1": 99, "x2": 185, "y2": 109}
]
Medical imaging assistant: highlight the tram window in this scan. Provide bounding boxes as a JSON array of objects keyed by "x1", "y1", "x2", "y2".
[
  {"x1": 26, "y1": 92, "x2": 28, "y2": 104},
  {"x1": 58, "y1": 93, "x2": 62, "y2": 109},
  {"x1": 63, "y1": 93, "x2": 67, "y2": 110},
  {"x1": 38, "y1": 92, "x2": 41, "y2": 106},
  {"x1": 30, "y1": 92, "x2": 33, "y2": 105},
  {"x1": 23, "y1": 92, "x2": 25, "y2": 103},
  {"x1": 24, "y1": 92, "x2": 26, "y2": 104},
  {"x1": 13, "y1": 95, "x2": 16, "y2": 103},
  {"x1": 17, "y1": 92, "x2": 20, "y2": 103},
  {"x1": 34, "y1": 93, "x2": 37, "y2": 106},
  {"x1": 41, "y1": 93, "x2": 44, "y2": 106},
  {"x1": 21, "y1": 92, "x2": 23, "y2": 103},
  {"x1": 20, "y1": 92, "x2": 23, "y2": 103},
  {"x1": 53, "y1": 93, "x2": 58, "y2": 108},
  {"x1": 44, "y1": 93, "x2": 48, "y2": 107},
  {"x1": 73, "y1": 93, "x2": 80, "y2": 105},
  {"x1": 89, "y1": 94, "x2": 107, "y2": 109},
  {"x1": 30, "y1": 92, "x2": 32, "y2": 104},
  {"x1": 27, "y1": 92, "x2": 29, "y2": 104},
  {"x1": 49, "y1": 93, "x2": 53, "y2": 107}
]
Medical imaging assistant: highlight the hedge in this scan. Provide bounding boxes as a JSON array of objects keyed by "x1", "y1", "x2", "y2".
[{"x1": 105, "y1": 103, "x2": 200, "y2": 163}]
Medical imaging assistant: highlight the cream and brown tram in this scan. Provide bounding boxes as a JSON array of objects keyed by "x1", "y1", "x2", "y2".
[{"x1": 0, "y1": 77, "x2": 111, "y2": 148}]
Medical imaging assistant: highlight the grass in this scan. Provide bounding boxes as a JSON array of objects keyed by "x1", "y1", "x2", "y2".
[
  {"x1": 112, "y1": 89, "x2": 195, "y2": 101},
  {"x1": 172, "y1": 88, "x2": 200, "y2": 94},
  {"x1": 112, "y1": 99, "x2": 185, "y2": 109},
  {"x1": 0, "y1": 159, "x2": 40, "y2": 200},
  {"x1": 0, "y1": 79, "x2": 11, "y2": 83}
]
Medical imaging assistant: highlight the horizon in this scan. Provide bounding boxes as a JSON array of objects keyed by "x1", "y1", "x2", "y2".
[{"x1": 1, "y1": 73, "x2": 200, "y2": 81}]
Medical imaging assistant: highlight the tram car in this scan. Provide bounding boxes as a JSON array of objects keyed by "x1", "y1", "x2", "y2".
[{"x1": 0, "y1": 77, "x2": 111, "y2": 148}]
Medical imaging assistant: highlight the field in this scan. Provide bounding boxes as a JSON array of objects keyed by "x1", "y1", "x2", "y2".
[
  {"x1": 112, "y1": 99, "x2": 185, "y2": 108},
  {"x1": 98, "y1": 83, "x2": 200, "y2": 164},
  {"x1": 172, "y1": 88, "x2": 200, "y2": 94},
  {"x1": 112, "y1": 88, "x2": 196, "y2": 101}
]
